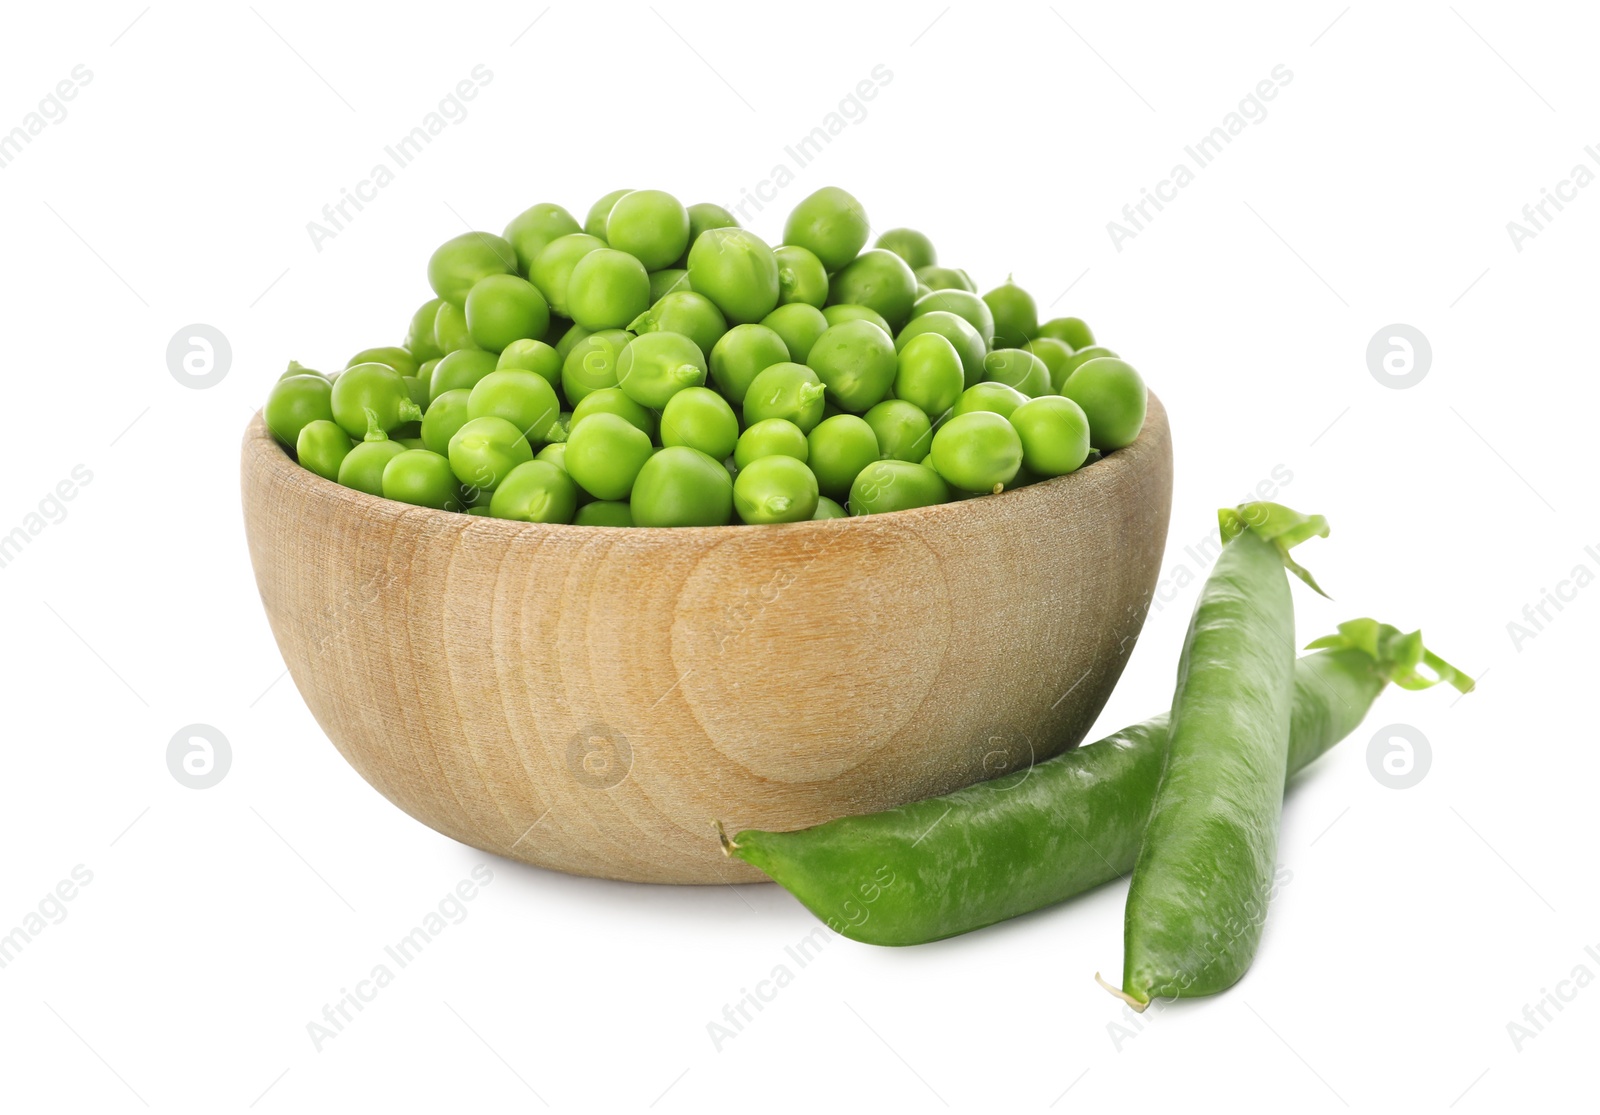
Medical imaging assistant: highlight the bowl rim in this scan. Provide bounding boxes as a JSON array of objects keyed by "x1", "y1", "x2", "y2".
[{"x1": 243, "y1": 391, "x2": 1166, "y2": 541}]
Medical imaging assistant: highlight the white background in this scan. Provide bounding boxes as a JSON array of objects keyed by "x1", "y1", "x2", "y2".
[{"x1": 2, "y1": 2, "x2": 1595, "y2": 1111}]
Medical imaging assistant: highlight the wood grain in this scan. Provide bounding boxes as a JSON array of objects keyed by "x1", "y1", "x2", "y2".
[{"x1": 240, "y1": 394, "x2": 1173, "y2": 883}]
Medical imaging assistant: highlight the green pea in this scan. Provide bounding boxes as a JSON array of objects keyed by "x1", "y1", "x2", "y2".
[
  {"x1": 421, "y1": 389, "x2": 473, "y2": 457},
  {"x1": 983, "y1": 348, "x2": 1051, "y2": 397},
  {"x1": 683, "y1": 198, "x2": 738, "y2": 231},
  {"x1": 337, "y1": 438, "x2": 406, "y2": 496},
  {"x1": 874, "y1": 227, "x2": 936, "y2": 271},
  {"x1": 734, "y1": 418, "x2": 809, "y2": 469},
  {"x1": 534, "y1": 441, "x2": 566, "y2": 466},
  {"x1": 915, "y1": 264, "x2": 975, "y2": 292},
  {"x1": 433, "y1": 300, "x2": 478, "y2": 354},
  {"x1": 710, "y1": 324, "x2": 790, "y2": 405},
  {"x1": 563, "y1": 412, "x2": 654, "y2": 500},
  {"x1": 544, "y1": 411, "x2": 573, "y2": 444},
  {"x1": 1008, "y1": 395, "x2": 1091, "y2": 477},
  {"x1": 560, "y1": 328, "x2": 632, "y2": 405},
  {"x1": 864, "y1": 400, "x2": 935, "y2": 464},
  {"x1": 278, "y1": 360, "x2": 324, "y2": 381},
  {"x1": 394, "y1": 436, "x2": 428, "y2": 451},
  {"x1": 806, "y1": 414, "x2": 880, "y2": 500},
  {"x1": 460, "y1": 274, "x2": 550, "y2": 353},
  {"x1": 734, "y1": 454, "x2": 820, "y2": 524},
  {"x1": 848, "y1": 460, "x2": 948, "y2": 515},
  {"x1": 807, "y1": 320, "x2": 898, "y2": 413},
  {"x1": 760, "y1": 303, "x2": 828, "y2": 365},
  {"x1": 687, "y1": 227, "x2": 780, "y2": 325},
  {"x1": 489, "y1": 460, "x2": 578, "y2": 523},
  {"x1": 1025, "y1": 337, "x2": 1075, "y2": 389},
  {"x1": 687, "y1": 202, "x2": 739, "y2": 243},
  {"x1": 575, "y1": 500, "x2": 634, "y2": 527},
  {"x1": 812, "y1": 496, "x2": 847, "y2": 520},
  {"x1": 1038, "y1": 315, "x2": 1095, "y2": 350},
  {"x1": 554, "y1": 321, "x2": 593, "y2": 361},
  {"x1": 930, "y1": 411, "x2": 1024, "y2": 492},
  {"x1": 893, "y1": 332, "x2": 964, "y2": 417},
  {"x1": 630, "y1": 446, "x2": 734, "y2": 527},
  {"x1": 783, "y1": 186, "x2": 869, "y2": 272},
  {"x1": 616, "y1": 331, "x2": 707, "y2": 409},
  {"x1": 448, "y1": 416, "x2": 534, "y2": 493},
  {"x1": 774, "y1": 244, "x2": 829, "y2": 308},
  {"x1": 629, "y1": 291, "x2": 727, "y2": 357},
  {"x1": 401, "y1": 374, "x2": 429, "y2": 411},
  {"x1": 742, "y1": 362, "x2": 827, "y2": 432},
  {"x1": 911, "y1": 288, "x2": 994, "y2": 347},
  {"x1": 821, "y1": 303, "x2": 893, "y2": 336},
  {"x1": 1050, "y1": 345, "x2": 1118, "y2": 393},
  {"x1": 295, "y1": 419, "x2": 352, "y2": 480},
  {"x1": 828, "y1": 249, "x2": 919, "y2": 332},
  {"x1": 495, "y1": 338, "x2": 562, "y2": 392},
  {"x1": 381, "y1": 448, "x2": 459, "y2": 509},
  {"x1": 895, "y1": 310, "x2": 986, "y2": 389},
  {"x1": 660, "y1": 386, "x2": 739, "y2": 460},
  {"x1": 529, "y1": 233, "x2": 607, "y2": 318},
  {"x1": 584, "y1": 188, "x2": 633, "y2": 239},
  {"x1": 951, "y1": 380, "x2": 1029, "y2": 420},
  {"x1": 648, "y1": 268, "x2": 691, "y2": 302},
  {"x1": 565, "y1": 248, "x2": 649, "y2": 331},
  {"x1": 266, "y1": 373, "x2": 335, "y2": 446},
  {"x1": 1061, "y1": 357, "x2": 1147, "y2": 451},
  {"x1": 502, "y1": 202, "x2": 582, "y2": 276},
  {"x1": 428, "y1": 231, "x2": 517, "y2": 305},
  {"x1": 348, "y1": 345, "x2": 419, "y2": 378},
  {"x1": 428, "y1": 349, "x2": 500, "y2": 403},
  {"x1": 566, "y1": 389, "x2": 651, "y2": 441},
  {"x1": 983, "y1": 278, "x2": 1039, "y2": 348},
  {"x1": 331, "y1": 363, "x2": 422, "y2": 438},
  {"x1": 604, "y1": 189, "x2": 690, "y2": 271},
  {"x1": 466, "y1": 370, "x2": 562, "y2": 443},
  {"x1": 406, "y1": 299, "x2": 445, "y2": 364}
]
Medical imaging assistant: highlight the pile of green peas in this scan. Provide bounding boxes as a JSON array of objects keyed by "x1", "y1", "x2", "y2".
[{"x1": 263, "y1": 186, "x2": 1148, "y2": 526}]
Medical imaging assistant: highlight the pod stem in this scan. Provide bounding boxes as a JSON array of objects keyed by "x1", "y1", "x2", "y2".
[
  {"x1": 1218, "y1": 501, "x2": 1330, "y2": 597},
  {"x1": 362, "y1": 407, "x2": 389, "y2": 443},
  {"x1": 1306, "y1": 618, "x2": 1475, "y2": 693},
  {"x1": 1094, "y1": 972, "x2": 1147, "y2": 1012},
  {"x1": 713, "y1": 819, "x2": 740, "y2": 856}
]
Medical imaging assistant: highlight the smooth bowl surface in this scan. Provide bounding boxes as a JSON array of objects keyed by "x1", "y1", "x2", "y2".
[{"x1": 241, "y1": 394, "x2": 1172, "y2": 883}]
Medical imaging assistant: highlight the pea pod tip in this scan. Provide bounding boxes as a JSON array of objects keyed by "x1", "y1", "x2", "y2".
[
  {"x1": 1094, "y1": 971, "x2": 1148, "y2": 1013},
  {"x1": 713, "y1": 819, "x2": 740, "y2": 856}
]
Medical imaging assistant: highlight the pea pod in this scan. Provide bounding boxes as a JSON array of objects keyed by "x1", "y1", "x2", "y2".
[
  {"x1": 719, "y1": 614, "x2": 1469, "y2": 947},
  {"x1": 1105, "y1": 502, "x2": 1326, "y2": 1008}
]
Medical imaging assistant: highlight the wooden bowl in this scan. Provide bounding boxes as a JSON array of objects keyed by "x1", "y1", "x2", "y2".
[{"x1": 241, "y1": 394, "x2": 1172, "y2": 883}]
